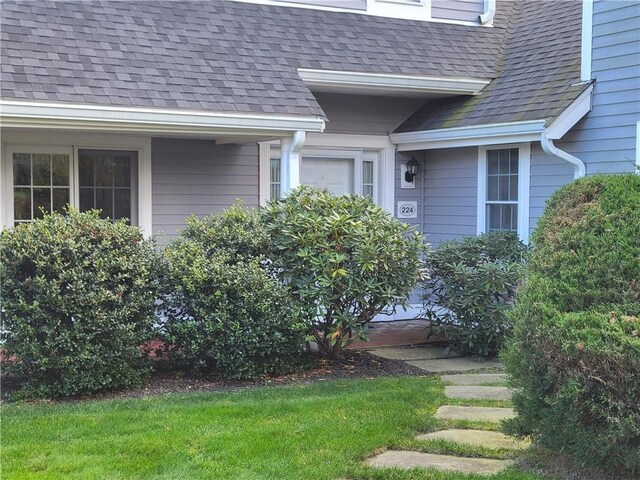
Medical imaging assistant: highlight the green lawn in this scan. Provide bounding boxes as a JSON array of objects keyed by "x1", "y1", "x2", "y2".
[{"x1": 2, "y1": 377, "x2": 543, "y2": 480}]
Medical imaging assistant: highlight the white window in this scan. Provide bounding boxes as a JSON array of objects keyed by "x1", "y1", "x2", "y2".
[
  {"x1": 3, "y1": 142, "x2": 149, "y2": 231},
  {"x1": 477, "y1": 144, "x2": 530, "y2": 242}
]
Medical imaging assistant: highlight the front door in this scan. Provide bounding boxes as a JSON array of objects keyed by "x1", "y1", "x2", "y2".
[{"x1": 300, "y1": 156, "x2": 354, "y2": 196}]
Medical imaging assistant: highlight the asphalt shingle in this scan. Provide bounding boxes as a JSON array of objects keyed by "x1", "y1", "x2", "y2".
[{"x1": 1, "y1": 0, "x2": 510, "y2": 118}]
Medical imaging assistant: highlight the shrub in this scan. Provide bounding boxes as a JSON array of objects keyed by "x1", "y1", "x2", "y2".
[
  {"x1": 162, "y1": 207, "x2": 306, "y2": 379},
  {"x1": 261, "y1": 186, "x2": 427, "y2": 359},
  {"x1": 503, "y1": 174, "x2": 640, "y2": 474},
  {"x1": 0, "y1": 210, "x2": 164, "y2": 398},
  {"x1": 422, "y1": 232, "x2": 527, "y2": 357}
]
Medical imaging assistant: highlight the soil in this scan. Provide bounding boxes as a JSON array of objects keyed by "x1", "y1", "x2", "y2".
[{"x1": 0, "y1": 350, "x2": 428, "y2": 404}]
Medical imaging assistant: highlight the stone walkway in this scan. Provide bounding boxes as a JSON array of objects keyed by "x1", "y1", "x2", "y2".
[{"x1": 365, "y1": 345, "x2": 529, "y2": 476}]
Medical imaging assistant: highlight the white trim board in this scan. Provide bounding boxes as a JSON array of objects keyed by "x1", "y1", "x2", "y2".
[
  {"x1": 581, "y1": 0, "x2": 594, "y2": 83},
  {"x1": 0, "y1": 99, "x2": 325, "y2": 136},
  {"x1": 477, "y1": 143, "x2": 531, "y2": 244},
  {"x1": 546, "y1": 84, "x2": 593, "y2": 140},
  {"x1": 636, "y1": 121, "x2": 640, "y2": 174},
  {"x1": 391, "y1": 120, "x2": 546, "y2": 151},
  {"x1": 298, "y1": 69, "x2": 490, "y2": 97}
]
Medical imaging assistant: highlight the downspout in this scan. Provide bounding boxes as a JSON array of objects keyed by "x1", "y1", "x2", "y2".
[
  {"x1": 541, "y1": 130, "x2": 586, "y2": 179},
  {"x1": 479, "y1": 0, "x2": 496, "y2": 25},
  {"x1": 280, "y1": 130, "x2": 306, "y2": 194}
]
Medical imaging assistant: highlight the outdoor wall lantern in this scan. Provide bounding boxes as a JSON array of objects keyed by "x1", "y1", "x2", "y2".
[{"x1": 404, "y1": 155, "x2": 420, "y2": 183}]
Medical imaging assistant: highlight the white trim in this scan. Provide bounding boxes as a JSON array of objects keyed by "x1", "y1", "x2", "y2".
[
  {"x1": 636, "y1": 121, "x2": 640, "y2": 174},
  {"x1": 392, "y1": 120, "x2": 546, "y2": 151},
  {"x1": 232, "y1": 0, "x2": 486, "y2": 26},
  {"x1": 547, "y1": 85, "x2": 593, "y2": 140},
  {"x1": 259, "y1": 143, "x2": 272, "y2": 205},
  {"x1": 581, "y1": 0, "x2": 594, "y2": 82},
  {"x1": 297, "y1": 69, "x2": 490, "y2": 96},
  {"x1": 1, "y1": 131, "x2": 153, "y2": 236},
  {"x1": 479, "y1": 0, "x2": 496, "y2": 25},
  {"x1": 0, "y1": 99, "x2": 325, "y2": 136},
  {"x1": 477, "y1": 143, "x2": 531, "y2": 243}
]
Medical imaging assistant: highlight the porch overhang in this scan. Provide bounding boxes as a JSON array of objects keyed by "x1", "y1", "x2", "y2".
[
  {"x1": 0, "y1": 99, "x2": 326, "y2": 137},
  {"x1": 297, "y1": 69, "x2": 491, "y2": 98}
]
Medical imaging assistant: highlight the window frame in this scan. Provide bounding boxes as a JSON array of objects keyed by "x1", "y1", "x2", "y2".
[
  {"x1": 1, "y1": 133, "x2": 152, "y2": 235},
  {"x1": 477, "y1": 143, "x2": 530, "y2": 243}
]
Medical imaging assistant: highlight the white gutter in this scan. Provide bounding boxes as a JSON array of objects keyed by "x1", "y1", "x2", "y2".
[
  {"x1": 297, "y1": 69, "x2": 491, "y2": 96},
  {"x1": 541, "y1": 131, "x2": 586, "y2": 179},
  {"x1": 479, "y1": 0, "x2": 496, "y2": 25},
  {"x1": 0, "y1": 99, "x2": 325, "y2": 135}
]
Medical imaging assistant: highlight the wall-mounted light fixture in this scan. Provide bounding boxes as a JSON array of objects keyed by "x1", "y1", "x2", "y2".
[{"x1": 404, "y1": 155, "x2": 420, "y2": 183}]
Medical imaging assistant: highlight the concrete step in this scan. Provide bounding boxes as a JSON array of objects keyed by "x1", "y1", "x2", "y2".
[
  {"x1": 445, "y1": 385, "x2": 511, "y2": 401},
  {"x1": 367, "y1": 345, "x2": 458, "y2": 361},
  {"x1": 366, "y1": 450, "x2": 512, "y2": 475},
  {"x1": 441, "y1": 373, "x2": 507, "y2": 386},
  {"x1": 416, "y1": 429, "x2": 530, "y2": 450},
  {"x1": 435, "y1": 405, "x2": 515, "y2": 422},
  {"x1": 407, "y1": 358, "x2": 503, "y2": 373}
]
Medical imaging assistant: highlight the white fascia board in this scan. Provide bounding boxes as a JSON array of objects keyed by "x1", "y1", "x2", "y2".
[
  {"x1": 391, "y1": 120, "x2": 546, "y2": 151},
  {"x1": 0, "y1": 99, "x2": 325, "y2": 135},
  {"x1": 297, "y1": 69, "x2": 490, "y2": 96},
  {"x1": 546, "y1": 84, "x2": 593, "y2": 140}
]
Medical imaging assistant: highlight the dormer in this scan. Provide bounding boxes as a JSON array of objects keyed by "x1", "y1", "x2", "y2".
[{"x1": 233, "y1": 0, "x2": 496, "y2": 25}]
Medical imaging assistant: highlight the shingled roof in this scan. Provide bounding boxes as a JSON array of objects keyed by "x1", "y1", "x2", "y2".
[
  {"x1": 396, "y1": 0, "x2": 586, "y2": 132},
  {"x1": 1, "y1": 0, "x2": 511, "y2": 118}
]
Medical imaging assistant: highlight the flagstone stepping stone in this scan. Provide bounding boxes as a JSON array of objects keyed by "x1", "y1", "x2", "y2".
[
  {"x1": 441, "y1": 373, "x2": 507, "y2": 385},
  {"x1": 407, "y1": 358, "x2": 503, "y2": 373},
  {"x1": 366, "y1": 450, "x2": 512, "y2": 475},
  {"x1": 445, "y1": 385, "x2": 512, "y2": 401},
  {"x1": 435, "y1": 405, "x2": 515, "y2": 422},
  {"x1": 416, "y1": 429, "x2": 530, "y2": 450},
  {"x1": 367, "y1": 345, "x2": 458, "y2": 361}
]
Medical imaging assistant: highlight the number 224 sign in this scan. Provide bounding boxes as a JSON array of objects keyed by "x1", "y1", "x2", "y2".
[{"x1": 397, "y1": 201, "x2": 417, "y2": 219}]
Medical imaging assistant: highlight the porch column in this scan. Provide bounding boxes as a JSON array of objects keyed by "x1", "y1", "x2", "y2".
[{"x1": 279, "y1": 131, "x2": 306, "y2": 195}]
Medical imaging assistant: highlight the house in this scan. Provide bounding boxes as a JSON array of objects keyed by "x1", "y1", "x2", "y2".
[{"x1": 1, "y1": 0, "x2": 638, "y2": 246}]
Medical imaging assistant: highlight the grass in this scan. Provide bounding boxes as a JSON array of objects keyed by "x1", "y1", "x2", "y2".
[{"x1": 2, "y1": 376, "x2": 545, "y2": 480}]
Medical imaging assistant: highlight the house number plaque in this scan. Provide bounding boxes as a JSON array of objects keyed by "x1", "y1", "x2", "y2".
[{"x1": 397, "y1": 201, "x2": 417, "y2": 219}]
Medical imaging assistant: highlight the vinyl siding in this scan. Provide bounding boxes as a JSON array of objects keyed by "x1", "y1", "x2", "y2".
[
  {"x1": 395, "y1": 147, "x2": 477, "y2": 247},
  {"x1": 315, "y1": 93, "x2": 424, "y2": 135},
  {"x1": 151, "y1": 138, "x2": 259, "y2": 239},
  {"x1": 431, "y1": 0, "x2": 484, "y2": 23},
  {"x1": 558, "y1": 0, "x2": 640, "y2": 175},
  {"x1": 273, "y1": 0, "x2": 366, "y2": 9}
]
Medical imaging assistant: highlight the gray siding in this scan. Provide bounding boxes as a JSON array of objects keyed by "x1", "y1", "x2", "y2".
[
  {"x1": 315, "y1": 93, "x2": 424, "y2": 135},
  {"x1": 558, "y1": 0, "x2": 639, "y2": 175},
  {"x1": 528, "y1": 143, "x2": 574, "y2": 234},
  {"x1": 432, "y1": 0, "x2": 484, "y2": 23},
  {"x1": 396, "y1": 147, "x2": 477, "y2": 248},
  {"x1": 152, "y1": 138, "x2": 259, "y2": 239}
]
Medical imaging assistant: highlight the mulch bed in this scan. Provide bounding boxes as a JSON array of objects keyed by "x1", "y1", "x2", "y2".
[{"x1": 1, "y1": 350, "x2": 428, "y2": 404}]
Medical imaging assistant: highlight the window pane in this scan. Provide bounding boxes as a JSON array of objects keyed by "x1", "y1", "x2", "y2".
[
  {"x1": 79, "y1": 155, "x2": 94, "y2": 186},
  {"x1": 510, "y1": 175, "x2": 518, "y2": 201},
  {"x1": 33, "y1": 188, "x2": 51, "y2": 218},
  {"x1": 52, "y1": 188, "x2": 70, "y2": 213},
  {"x1": 32, "y1": 154, "x2": 51, "y2": 186},
  {"x1": 94, "y1": 156, "x2": 112, "y2": 187},
  {"x1": 114, "y1": 189, "x2": 131, "y2": 220},
  {"x1": 363, "y1": 185, "x2": 374, "y2": 199},
  {"x1": 52, "y1": 155, "x2": 70, "y2": 186},
  {"x1": 270, "y1": 158, "x2": 281, "y2": 201},
  {"x1": 79, "y1": 188, "x2": 94, "y2": 211},
  {"x1": 113, "y1": 156, "x2": 131, "y2": 187},
  {"x1": 487, "y1": 176, "x2": 498, "y2": 201},
  {"x1": 487, "y1": 204, "x2": 500, "y2": 231},
  {"x1": 499, "y1": 176, "x2": 510, "y2": 201},
  {"x1": 13, "y1": 153, "x2": 31, "y2": 185},
  {"x1": 510, "y1": 149, "x2": 519, "y2": 173},
  {"x1": 499, "y1": 150, "x2": 511, "y2": 174},
  {"x1": 14, "y1": 188, "x2": 31, "y2": 220},
  {"x1": 487, "y1": 204, "x2": 518, "y2": 233},
  {"x1": 95, "y1": 188, "x2": 113, "y2": 219},
  {"x1": 487, "y1": 151, "x2": 499, "y2": 174},
  {"x1": 363, "y1": 161, "x2": 373, "y2": 184}
]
